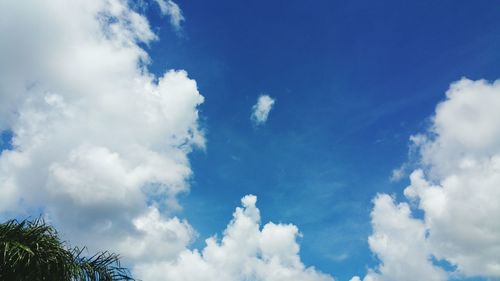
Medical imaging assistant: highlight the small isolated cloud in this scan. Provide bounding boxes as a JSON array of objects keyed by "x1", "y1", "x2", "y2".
[
  {"x1": 251, "y1": 95, "x2": 275, "y2": 125},
  {"x1": 354, "y1": 78, "x2": 500, "y2": 281},
  {"x1": 155, "y1": 0, "x2": 185, "y2": 31},
  {"x1": 389, "y1": 164, "x2": 406, "y2": 182}
]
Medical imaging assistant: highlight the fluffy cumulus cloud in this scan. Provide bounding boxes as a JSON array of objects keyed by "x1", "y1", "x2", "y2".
[
  {"x1": 358, "y1": 194, "x2": 446, "y2": 281},
  {"x1": 355, "y1": 78, "x2": 500, "y2": 280},
  {"x1": 251, "y1": 95, "x2": 276, "y2": 125},
  {"x1": 134, "y1": 195, "x2": 334, "y2": 281},
  {"x1": 0, "y1": 1, "x2": 333, "y2": 280},
  {"x1": 0, "y1": 0, "x2": 201, "y2": 270}
]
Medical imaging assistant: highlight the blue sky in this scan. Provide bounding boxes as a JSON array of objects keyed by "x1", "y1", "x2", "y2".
[
  {"x1": 1, "y1": 1, "x2": 500, "y2": 280},
  {"x1": 143, "y1": 1, "x2": 500, "y2": 279}
]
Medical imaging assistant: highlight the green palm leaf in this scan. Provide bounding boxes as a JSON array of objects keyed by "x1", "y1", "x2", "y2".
[{"x1": 0, "y1": 218, "x2": 136, "y2": 281}]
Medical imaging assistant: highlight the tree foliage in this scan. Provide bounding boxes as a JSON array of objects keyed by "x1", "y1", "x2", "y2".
[{"x1": 0, "y1": 218, "x2": 135, "y2": 281}]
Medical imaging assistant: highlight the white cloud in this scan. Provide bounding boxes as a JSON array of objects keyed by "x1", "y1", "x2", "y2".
[
  {"x1": 362, "y1": 194, "x2": 446, "y2": 281},
  {"x1": 251, "y1": 95, "x2": 276, "y2": 125},
  {"x1": 416, "y1": 78, "x2": 500, "y2": 179},
  {"x1": 0, "y1": 2, "x2": 334, "y2": 281},
  {"x1": 133, "y1": 195, "x2": 335, "y2": 281},
  {"x1": 0, "y1": 0, "x2": 202, "y2": 266},
  {"x1": 155, "y1": 0, "x2": 185, "y2": 31},
  {"x1": 119, "y1": 207, "x2": 196, "y2": 263},
  {"x1": 355, "y1": 78, "x2": 500, "y2": 280},
  {"x1": 389, "y1": 165, "x2": 405, "y2": 182}
]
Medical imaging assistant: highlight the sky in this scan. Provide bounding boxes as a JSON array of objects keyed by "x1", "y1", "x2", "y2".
[{"x1": 1, "y1": 1, "x2": 500, "y2": 281}]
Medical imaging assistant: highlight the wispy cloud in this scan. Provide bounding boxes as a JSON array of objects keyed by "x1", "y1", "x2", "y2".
[
  {"x1": 155, "y1": 0, "x2": 185, "y2": 31},
  {"x1": 389, "y1": 164, "x2": 406, "y2": 182},
  {"x1": 251, "y1": 95, "x2": 275, "y2": 125}
]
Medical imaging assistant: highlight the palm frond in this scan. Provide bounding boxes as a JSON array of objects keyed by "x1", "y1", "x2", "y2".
[{"x1": 0, "y1": 218, "x2": 136, "y2": 281}]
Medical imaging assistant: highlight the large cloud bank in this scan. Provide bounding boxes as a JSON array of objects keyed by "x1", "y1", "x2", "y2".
[
  {"x1": 0, "y1": 1, "x2": 333, "y2": 280},
  {"x1": 353, "y1": 79, "x2": 500, "y2": 281},
  {"x1": 0, "y1": 0, "x2": 203, "y2": 257}
]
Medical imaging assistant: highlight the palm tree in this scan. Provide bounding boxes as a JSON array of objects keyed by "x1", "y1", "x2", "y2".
[{"x1": 0, "y1": 218, "x2": 135, "y2": 281}]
